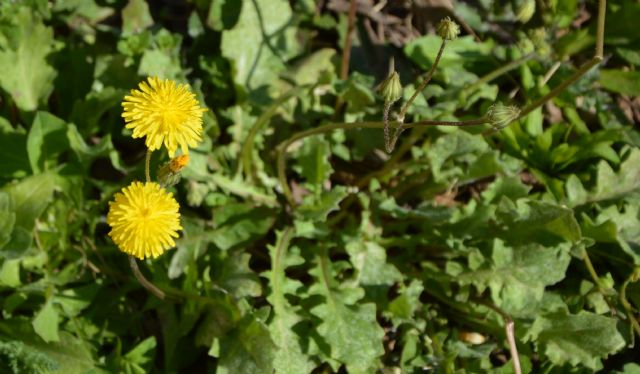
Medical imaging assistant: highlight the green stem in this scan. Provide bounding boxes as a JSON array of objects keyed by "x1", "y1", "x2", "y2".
[
  {"x1": 276, "y1": 117, "x2": 487, "y2": 205},
  {"x1": 620, "y1": 268, "x2": 640, "y2": 342},
  {"x1": 398, "y1": 39, "x2": 447, "y2": 121},
  {"x1": 129, "y1": 256, "x2": 167, "y2": 300},
  {"x1": 461, "y1": 53, "x2": 535, "y2": 99},
  {"x1": 239, "y1": 85, "x2": 310, "y2": 180},
  {"x1": 518, "y1": 57, "x2": 601, "y2": 119},
  {"x1": 145, "y1": 150, "x2": 152, "y2": 183}
]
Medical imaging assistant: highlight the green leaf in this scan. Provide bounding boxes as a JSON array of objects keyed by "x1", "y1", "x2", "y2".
[
  {"x1": 295, "y1": 186, "x2": 350, "y2": 222},
  {"x1": 27, "y1": 112, "x2": 68, "y2": 174},
  {"x1": 0, "y1": 5, "x2": 57, "y2": 111},
  {"x1": 121, "y1": 0, "x2": 153, "y2": 36},
  {"x1": 293, "y1": 135, "x2": 333, "y2": 188},
  {"x1": 600, "y1": 69, "x2": 640, "y2": 96},
  {"x1": 459, "y1": 240, "x2": 571, "y2": 317},
  {"x1": 2, "y1": 172, "x2": 55, "y2": 230},
  {"x1": 567, "y1": 147, "x2": 640, "y2": 207},
  {"x1": 266, "y1": 229, "x2": 315, "y2": 374},
  {"x1": 122, "y1": 337, "x2": 156, "y2": 374},
  {"x1": 345, "y1": 240, "x2": 402, "y2": 288},
  {"x1": 215, "y1": 251, "x2": 262, "y2": 298},
  {"x1": 217, "y1": 314, "x2": 276, "y2": 374},
  {"x1": 32, "y1": 301, "x2": 60, "y2": 343},
  {"x1": 208, "y1": 204, "x2": 275, "y2": 251},
  {"x1": 525, "y1": 311, "x2": 625, "y2": 370},
  {"x1": 0, "y1": 319, "x2": 98, "y2": 372},
  {"x1": 221, "y1": 0, "x2": 298, "y2": 98},
  {"x1": 0, "y1": 192, "x2": 15, "y2": 248},
  {"x1": 0, "y1": 127, "x2": 30, "y2": 178},
  {"x1": 309, "y1": 253, "x2": 384, "y2": 373}
]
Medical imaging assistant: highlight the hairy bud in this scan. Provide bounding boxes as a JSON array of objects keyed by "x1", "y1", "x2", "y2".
[
  {"x1": 516, "y1": 0, "x2": 536, "y2": 23},
  {"x1": 437, "y1": 17, "x2": 460, "y2": 41},
  {"x1": 487, "y1": 103, "x2": 521, "y2": 130},
  {"x1": 379, "y1": 70, "x2": 402, "y2": 104}
]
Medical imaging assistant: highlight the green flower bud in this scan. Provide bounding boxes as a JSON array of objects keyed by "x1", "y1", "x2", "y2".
[
  {"x1": 378, "y1": 71, "x2": 402, "y2": 104},
  {"x1": 516, "y1": 0, "x2": 536, "y2": 24},
  {"x1": 437, "y1": 17, "x2": 460, "y2": 41},
  {"x1": 528, "y1": 28, "x2": 551, "y2": 57},
  {"x1": 487, "y1": 102, "x2": 521, "y2": 130}
]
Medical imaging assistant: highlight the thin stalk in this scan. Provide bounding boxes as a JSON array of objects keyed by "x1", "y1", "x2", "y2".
[
  {"x1": 516, "y1": 0, "x2": 606, "y2": 120},
  {"x1": 482, "y1": 303, "x2": 522, "y2": 374},
  {"x1": 334, "y1": 0, "x2": 358, "y2": 115},
  {"x1": 239, "y1": 84, "x2": 310, "y2": 180},
  {"x1": 620, "y1": 269, "x2": 640, "y2": 342},
  {"x1": 129, "y1": 256, "x2": 166, "y2": 300},
  {"x1": 145, "y1": 150, "x2": 152, "y2": 183},
  {"x1": 582, "y1": 246, "x2": 608, "y2": 295},
  {"x1": 518, "y1": 57, "x2": 600, "y2": 118},
  {"x1": 398, "y1": 39, "x2": 447, "y2": 121},
  {"x1": 275, "y1": 117, "x2": 488, "y2": 205},
  {"x1": 461, "y1": 53, "x2": 535, "y2": 98}
]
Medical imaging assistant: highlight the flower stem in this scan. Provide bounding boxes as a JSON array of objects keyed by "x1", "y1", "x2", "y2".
[
  {"x1": 620, "y1": 268, "x2": 640, "y2": 342},
  {"x1": 275, "y1": 117, "x2": 487, "y2": 206},
  {"x1": 129, "y1": 256, "x2": 166, "y2": 300},
  {"x1": 145, "y1": 150, "x2": 152, "y2": 183},
  {"x1": 397, "y1": 39, "x2": 447, "y2": 121}
]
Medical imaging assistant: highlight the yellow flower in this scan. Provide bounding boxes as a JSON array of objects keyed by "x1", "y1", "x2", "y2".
[
  {"x1": 122, "y1": 77, "x2": 207, "y2": 157},
  {"x1": 107, "y1": 181, "x2": 182, "y2": 259}
]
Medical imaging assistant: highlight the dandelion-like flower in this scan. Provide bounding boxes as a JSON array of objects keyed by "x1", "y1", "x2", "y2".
[
  {"x1": 122, "y1": 77, "x2": 207, "y2": 157},
  {"x1": 107, "y1": 181, "x2": 182, "y2": 259}
]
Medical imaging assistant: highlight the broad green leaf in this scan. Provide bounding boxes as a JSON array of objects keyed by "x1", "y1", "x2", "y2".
[
  {"x1": 525, "y1": 311, "x2": 625, "y2": 370},
  {"x1": 0, "y1": 127, "x2": 30, "y2": 178},
  {"x1": 0, "y1": 319, "x2": 98, "y2": 373},
  {"x1": 217, "y1": 314, "x2": 276, "y2": 374},
  {"x1": 567, "y1": 147, "x2": 640, "y2": 207},
  {"x1": 600, "y1": 69, "x2": 640, "y2": 96},
  {"x1": 295, "y1": 186, "x2": 350, "y2": 222},
  {"x1": 27, "y1": 112, "x2": 68, "y2": 174},
  {"x1": 121, "y1": 0, "x2": 153, "y2": 36},
  {"x1": 266, "y1": 229, "x2": 315, "y2": 374},
  {"x1": 2, "y1": 172, "x2": 55, "y2": 230},
  {"x1": 459, "y1": 240, "x2": 571, "y2": 317},
  {"x1": 221, "y1": 0, "x2": 298, "y2": 98},
  {"x1": 293, "y1": 135, "x2": 333, "y2": 188},
  {"x1": 215, "y1": 251, "x2": 262, "y2": 298},
  {"x1": 309, "y1": 254, "x2": 384, "y2": 373},
  {"x1": 0, "y1": 192, "x2": 15, "y2": 248},
  {"x1": 122, "y1": 337, "x2": 156, "y2": 374},
  {"x1": 0, "y1": 5, "x2": 57, "y2": 111},
  {"x1": 32, "y1": 301, "x2": 60, "y2": 343},
  {"x1": 345, "y1": 240, "x2": 402, "y2": 287},
  {"x1": 208, "y1": 204, "x2": 275, "y2": 251}
]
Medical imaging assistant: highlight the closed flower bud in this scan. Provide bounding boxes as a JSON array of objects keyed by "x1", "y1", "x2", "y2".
[
  {"x1": 379, "y1": 70, "x2": 402, "y2": 104},
  {"x1": 487, "y1": 102, "x2": 521, "y2": 130},
  {"x1": 437, "y1": 17, "x2": 460, "y2": 41},
  {"x1": 516, "y1": 0, "x2": 536, "y2": 23},
  {"x1": 157, "y1": 154, "x2": 189, "y2": 187}
]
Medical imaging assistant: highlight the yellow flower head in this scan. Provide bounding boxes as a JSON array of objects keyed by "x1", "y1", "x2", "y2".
[
  {"x1": 107, "y1": 181, "x2": 182, "y2": 259},
  {"x1": 122, "y1": 77, "x2": 207, "y2": 157}
]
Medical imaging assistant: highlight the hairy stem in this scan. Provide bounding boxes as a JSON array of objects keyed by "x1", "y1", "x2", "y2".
[
  {"x1": 398, "y1": 39, "x2": 447, "y2": 121},
  {"x1": 129, "y1": 256, "x2": 166, "y2": 300},
  {"x1": 620, "y1": 268, "x2": 640, "y2": 343},
  {"x1": 239, "y1": 85, "x2": 310, "y2": 180},
  {"x1": 276, "y1": 117, "x2": 487, "y2": 205},
  {"x1": 483, "y1": 303, "x2": 522, "y2": 374},
  {"x1": 145, "y1": 150, "x2": 152, "y2": 183}
]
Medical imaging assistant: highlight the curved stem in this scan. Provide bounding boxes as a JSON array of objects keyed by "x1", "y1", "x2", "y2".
[
  {"x1": 516, "y1": 0, "x2": 606, "y2": 120},
  {"x1": 129, "y1": 256, "x2": 166, "y2": 300},
  {"x1": 275, "y1": 117, "x2": 487, "y2": 205},
  {"x1": 620, "y1": 268, "x2": 640, "y2": 343},
  {"x1": 398, "y1": 39, "x2": 447, "y2": 121},
  {"x1": 482, "y1": 302, "x2": 522, "y2": 374},
  {"x1": 239, "y1": 85, "x2": 310, "y2": 181},
  {"x1": 145, "y1": 150, "x2": 152, "y2": 183},
  {"x1": 461, "y1": 53, "x2": 535, "y2": 99}
]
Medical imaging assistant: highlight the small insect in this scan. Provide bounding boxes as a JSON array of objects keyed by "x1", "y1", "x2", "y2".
[
  {"x1": 158, "y1": 154, "x2": 190, "y2": 187},
  {"x1": 169, "y1": 154, "x2": 189, "y2": 173}
]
